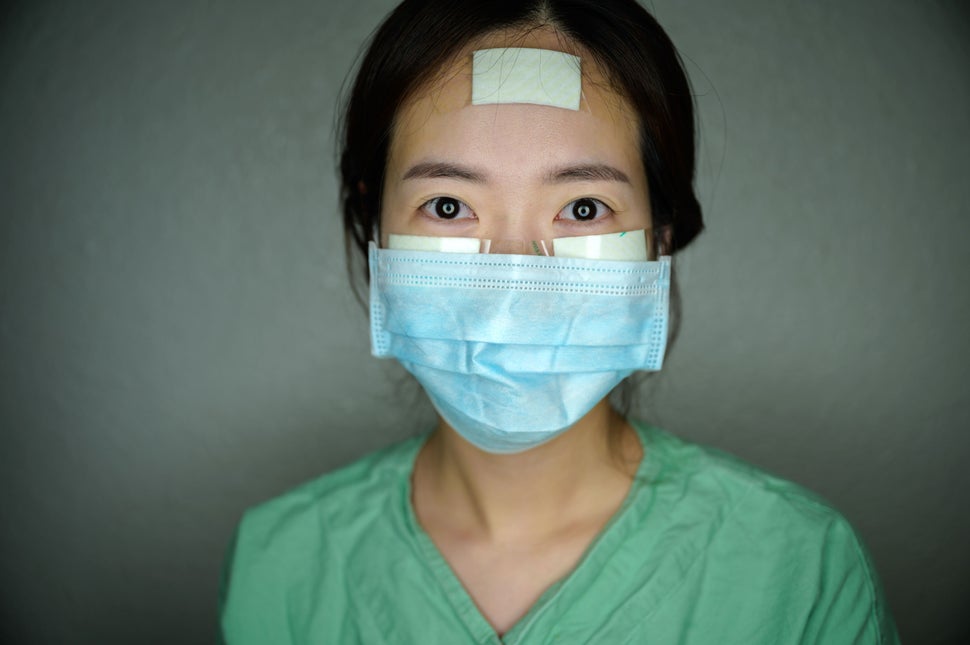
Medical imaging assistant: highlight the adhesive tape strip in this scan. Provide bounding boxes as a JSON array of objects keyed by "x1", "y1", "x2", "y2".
[
  {"x1": 472, "y1": 48, "x2": 581, "y2": 111},
  {"x1": 387, "y1": 234, "x2": 482, "y2": 254},
  {"x1": 553, "y1": 230, "x2": 648, "y2": 261},
  {"x1": 388, "y1": 231, "x2": 648, "y2": 261}
]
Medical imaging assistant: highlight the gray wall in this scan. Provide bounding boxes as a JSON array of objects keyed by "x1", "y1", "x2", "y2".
[{"x1": 1, "y1": 1, "x2": 966, "y2": 643}]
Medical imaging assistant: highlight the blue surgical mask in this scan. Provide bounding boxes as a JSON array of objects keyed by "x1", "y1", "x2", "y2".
[{"x1": 368, "y1": 241, "x2": 670, "y2": 453}]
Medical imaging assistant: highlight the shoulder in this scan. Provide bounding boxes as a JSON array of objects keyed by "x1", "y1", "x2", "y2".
[
  {"x1": 219, "y1": 433, "x2": 427, "y2": 641},
  {"x1": 635, "y1": 420, "x2": 859, "y2": 537},
  {"x1": 630, "y1": 421, "x2": 899, "y2": 643},
  {"x1": 231, "y1": 432, "x2": 425, "y2": 561}
]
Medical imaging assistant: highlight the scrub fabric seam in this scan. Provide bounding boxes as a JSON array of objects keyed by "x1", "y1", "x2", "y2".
[
  {"x1": 402, "y1": 423, "x2": 656, "y2": 645},
  {"x1": 612, "y1": 475, "x2": 763, "y2": 645},
  {"x1": 401, "y1": 435, "x2": 502, "y2": 645},
  {"x1": 835, "y1": 506, "x2": 888, "y2": 643},
  {"x1": 773, "y1": 491, "x2": 889, "y2": 644},
  {"x1": 503, "y1": 421, "x2": 660, "y2": 643}
]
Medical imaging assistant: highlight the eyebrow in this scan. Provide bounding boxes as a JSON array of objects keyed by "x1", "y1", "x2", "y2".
[
  {"x1": 402, "y1": 161, "x2": 631, "y2": 185},
  {"x1": 402, "y1": 161, "x2": 487, "y2": 183},
  {"x1": 544, "y1": 164, "x2": 630, "y2": 184}
]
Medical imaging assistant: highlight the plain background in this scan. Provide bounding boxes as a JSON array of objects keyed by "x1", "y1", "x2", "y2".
[{"x1": 1, "y1": 0, "x2": 968, "y2": 643}]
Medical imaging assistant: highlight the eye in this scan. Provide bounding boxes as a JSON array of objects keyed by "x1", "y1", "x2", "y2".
[
  {"x1": 557, "y1": 197, "x2": 613, "y2": 222},
  {"x1": 420, "y1": 197, "x2": 475, "y2": 221}
]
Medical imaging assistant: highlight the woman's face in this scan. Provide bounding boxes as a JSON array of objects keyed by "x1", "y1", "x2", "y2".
[{"x1": 380, "y1": 30, "x2": 652, "y2": 250}]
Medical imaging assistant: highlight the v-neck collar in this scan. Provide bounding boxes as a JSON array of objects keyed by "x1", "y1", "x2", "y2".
[{"x1": 399, "y1": 422, "x2": 660, "y2": 644}]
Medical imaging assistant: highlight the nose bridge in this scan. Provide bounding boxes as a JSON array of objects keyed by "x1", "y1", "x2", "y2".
[{"x1": 480, "y1": 193, "x2": 553, "y2": 255}]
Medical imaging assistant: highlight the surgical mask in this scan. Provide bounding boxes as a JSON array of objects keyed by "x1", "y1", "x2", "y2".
[{"x1": 368, "y1": 231, "x2": 670, "y2": 453}]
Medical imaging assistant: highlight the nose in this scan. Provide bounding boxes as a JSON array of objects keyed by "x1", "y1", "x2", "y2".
[{"x1": 478, "y1": 211, "x2": 553, "y2": 256}]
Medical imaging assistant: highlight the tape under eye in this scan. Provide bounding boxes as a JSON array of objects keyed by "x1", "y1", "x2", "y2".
[
  {"x1": 553, "y1": 230, "x2": 647, "y2": 261},
  {"x1": 386, "y1": 235, "x2": 483, "y2": 254},
  {"x1": 386, "y1": 230, "x2": 649, "y2": 261}
]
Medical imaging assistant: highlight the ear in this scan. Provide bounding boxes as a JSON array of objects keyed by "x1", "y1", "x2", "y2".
[{"x1": 355, "y1": 180, "x2": 370, "y2": 218}]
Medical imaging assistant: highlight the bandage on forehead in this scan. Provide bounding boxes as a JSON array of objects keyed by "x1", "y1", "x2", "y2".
[
  {"x1": 387, "y1": 230, "x2": 649, "y2": 261},
  {"x1": 472, "y1": 48, "x2": 581, "y2": 111}
]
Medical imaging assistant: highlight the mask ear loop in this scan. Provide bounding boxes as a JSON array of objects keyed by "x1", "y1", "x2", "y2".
[
  {"x1": 652, "y1": 224, "x2": 674, "y2": 259},
  {"x1": 371, "y1": 221, "x2": 381, "y2": 248}
]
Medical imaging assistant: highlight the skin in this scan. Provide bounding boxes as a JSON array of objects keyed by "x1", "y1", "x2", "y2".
[{"x1": 380, "y1": 28, "x2": 653, "y2": 636}]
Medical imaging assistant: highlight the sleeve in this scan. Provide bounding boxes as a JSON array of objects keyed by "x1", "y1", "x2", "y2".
[
  {"x1": 801, "y1": 517, "x2": 900, "y2": 645},
  {"x1": 217, "y1": 510, "x2": 296, "y2": 645},
  {"x1": 216, "y1": 523, "x2": 240, "y2": 645}
]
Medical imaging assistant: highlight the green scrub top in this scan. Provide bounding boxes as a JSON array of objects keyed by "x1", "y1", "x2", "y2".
[{"x1": 219, "y1": 421, "x2": 898, "y2": 644}]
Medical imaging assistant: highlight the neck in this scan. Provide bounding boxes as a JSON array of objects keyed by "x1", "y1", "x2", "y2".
[{"x1": 414, "y1": 400, "x2": 642, "y2": 545}]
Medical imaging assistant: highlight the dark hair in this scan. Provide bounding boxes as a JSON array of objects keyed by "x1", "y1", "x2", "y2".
[{"x1": 338, "y1": 0, "x2": 704, "y2": 296}]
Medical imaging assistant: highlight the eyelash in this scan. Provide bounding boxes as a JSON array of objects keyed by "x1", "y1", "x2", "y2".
[{"x1": 419, "y1": 196, "x2": 615, "y2": 223}]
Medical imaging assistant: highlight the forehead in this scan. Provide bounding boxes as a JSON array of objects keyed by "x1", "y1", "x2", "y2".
[{"x1": 387, "y1": 30, "x2": 642, "y2": 173}]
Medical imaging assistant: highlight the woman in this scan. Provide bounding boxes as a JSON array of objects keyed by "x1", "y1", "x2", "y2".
[{"x1": 220, "y1": 1, "x2": 898, "y2": 642}]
